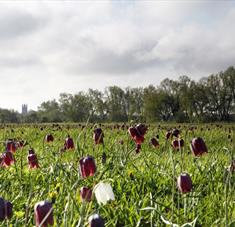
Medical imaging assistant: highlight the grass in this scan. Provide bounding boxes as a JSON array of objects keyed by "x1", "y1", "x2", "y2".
[{"x1": 0, "y1": 123, "x2": 234, "y2": 226}]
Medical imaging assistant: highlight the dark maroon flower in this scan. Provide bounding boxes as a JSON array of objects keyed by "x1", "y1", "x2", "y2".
[
  {"x1": 190, "y1": 137, "x2": 208, "y2": 156},
  {"x1": 64, "y1": 136, "x2": 74, "y2": 150},
  {"x1": 28, "y1": 153, "x2": 39, "y2": 169},
  {"x1": 79, "y1": 156, "x2": 96, "y2": 178},
  {"x1": 172, "y1": 138, "x2": 184, "y2": 150},
  {"x1": 128, "y1": 124, "x2": 147, "y2": 145},
  {"x1": 1, "y1": 151, "x2": 15, "y2": 167},
  {"x1": 34, "y1": 201, "x2": 54, "y2": 227},
  {"x1": 177, "y1": 173, "x2": 192, "y2": 193},
  {"x1": 0, "y1": 198, "x2": 13, "y2": 221},
  {"x1": 172, "y1": 128, "x2": 180, "y2": 137},
  {"x1": 165, "y1": 131, "x2": 172, "y2": 140},
  {"x1": 80, "y1": 187, "x2": 92, "y2": 202},
  {"x1": 136, "y1": 123, "x2": 148, "y2": 136},
  {"x1": 150, "y1": 138, "x2": 159, "y2": 148},
  {"x1": 45, "y1": 134, "x2": 54, "y2": 143},
  {"x1": 6, "y1": 140, "x2": 17, "y2": 153},
  {"x1": 89, "y1": 214, "x2": 105, "y2": 227},
  {"x1": 0, "y1": 197, "x2": 5, "y2": 221},
  {"x1": 93, "y1": 128, "x2": 104, "y2": 145},
  {"x1": 4, "y1": 201, "x2": 13, "y2": 219}
]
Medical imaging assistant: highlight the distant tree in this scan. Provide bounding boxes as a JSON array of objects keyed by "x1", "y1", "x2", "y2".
[
  {"x1": 88, "y1": 89, "x2": 107, "y2": 122},
  {"x1": 105, "y1": 86, "x2": 128, "y2": 122},
  {"x1": 59, "y1": 92, "x2": 92, "y2": 122},
  {"x1": 38, "y1": 100, "x2": 63, "y2": 122},
  {"x1": 0, "y1": 108, "x2": 20, "y2": 123}
]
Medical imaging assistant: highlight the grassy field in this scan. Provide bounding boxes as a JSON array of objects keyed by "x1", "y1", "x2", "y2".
[{"x1": 0, "y1": 123, "x2": 234, "y2": 226}]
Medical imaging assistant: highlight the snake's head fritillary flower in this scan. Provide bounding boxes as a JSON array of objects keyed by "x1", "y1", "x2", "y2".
[
  {"x1": 28, "y1": 153, "x2": 39, "y2": 169},
  {"x1": 0, "y1": 197, "x2": 13, "y2": 221},
  {"x1": 93, "y1": 128, "x2": 104, "y2": 145},
  {"x1": 6, "y1": 140, "x2": 17, "y2": 153},
  {"x1": 1, "y1": 151, "x2": 15, "y2": 167},
  {"x1": 88, "y1": 214, "x2": 105, "y2": 227},
  {"x1": 45, "y1": 134, "x2": 54, "y2": 143},
  {"x1": 172, "y1": 138, "x2": 184, "y2": 150},
  {"x1": 80, "y1": 187, "x2": 92, "y2": 202},
  {"x1": 79, "y1": 156, "x2": 96, "y2": 178},
  {"x1": 190, "y1": 137, "x2": 208, "y2": 156},
  {"x1": 94, "y1": 182, "x2": 115, "y2": 205},
  {"x1": 172, "y1": 128, "x2": 180, "y2": 138},
  {"x1": 64, "y1": 136, "x2": 74, "y2": 150},
  {"x1": 34, "y1": 201, "x2": 54, "y2": 227},
  {"x1": 177, "y1": 173, "x2": 192, "y2": 193}
]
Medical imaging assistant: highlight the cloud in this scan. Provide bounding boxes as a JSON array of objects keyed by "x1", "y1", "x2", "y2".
[{"x1": 0, "y1": 1, "x2": 235, "y2": 111}]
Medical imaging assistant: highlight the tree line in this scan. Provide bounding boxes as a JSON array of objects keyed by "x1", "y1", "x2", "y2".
[{"x1": 1, "y1": 66, "x2": 235, "y2": 123}]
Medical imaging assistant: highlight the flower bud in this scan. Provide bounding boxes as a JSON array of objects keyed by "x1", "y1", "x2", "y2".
[
  {"x1": 80, "y1": 187, "x2": 92, "y2": 202},
  {"x1": 79, "y1": 156, "x2": 96, "y2": 178},
  {"x1": 34, "y1": 201, "x2": 54, "y2": 227},
  {"x1": 177, "y1": 173, "x2": 192, "y2": 193},
  {"x1": 190, "y1": 137, "x2": 208, "y2": 156},
  {"x1": 88, "y1": 214, "x2": 105, "y2": 227}
]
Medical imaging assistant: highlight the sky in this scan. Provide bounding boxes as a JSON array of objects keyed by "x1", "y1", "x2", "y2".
[{"x1": 0, "y1": 0, "x2": 235, "y2": 112}]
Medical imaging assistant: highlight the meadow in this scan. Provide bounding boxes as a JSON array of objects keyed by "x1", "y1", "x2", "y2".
[{"x1": 0, "y1": 123, "x2": 234, "y2": 227}]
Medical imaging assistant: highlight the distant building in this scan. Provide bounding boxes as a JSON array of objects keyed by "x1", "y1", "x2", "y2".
[{"x1": 22, "y1": 104, "x2": 28, "y2": 115}]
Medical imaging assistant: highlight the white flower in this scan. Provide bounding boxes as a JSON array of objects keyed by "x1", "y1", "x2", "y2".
[{"x1": 93, "y1": 182, "x2": 115, "y2": 205}]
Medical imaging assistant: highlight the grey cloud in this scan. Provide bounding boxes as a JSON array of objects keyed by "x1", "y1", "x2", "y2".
[
  {"x1": 0, "y1": 10, "x2": 46, "y2": 40},
  {"x1": 0, "y1": 56, "x2": 42, "y2": 68}
]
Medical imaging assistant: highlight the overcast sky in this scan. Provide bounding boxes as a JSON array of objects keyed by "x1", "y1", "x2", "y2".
[{"x1": 0, "y1": 1, "x2": 235, "y2": 112}]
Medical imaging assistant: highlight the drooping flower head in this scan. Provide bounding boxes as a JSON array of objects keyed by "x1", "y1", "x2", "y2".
[
  {"x1": 190, "y1": 137, "x2": 208, "y2": 156},
  {"x1": 88, "y1": 214, "x2": 105, "y2": 227},
  {"x1": 34, "y1": 201, "x2": 54, "y2": 227},
  {"x1": 0, "y1": 151, "x2": 15, "y2": 167},
  {"x1": 177, "y1": 173, "x2": 192, "y2": 193},
  {"x1": 5, "y1": 140, "x2": 17, "y2": 153},
  {"x1": 79, "y1": 156, "x2": 96, "y2": 178},
  {"x1": 64, "y1": 135, "x2": 74, "y2": 150},
  {"x1": 0, "y1": 197, "x2": 13, "y2": 221},
  {"x1": 45, "y1": 134, "x2": 54, "y2": 143},
  {"x1": 128, "y1": 123, "x2": 148, "y2": 145},
  {"x1": 172, "y1": 138, "x2": 184, "y2": 150},
  {"x1": 80, "y1": 187, "x2": 92, "y2": 202},
  {"x1": 93, "y1": 182, "x2": 115, "y2": 205},
  {"x1": 28, "y1": 151, "x2": 39, "y2": 169},
  {"x1": 93, "y1": 128, "x2": 104, "y2": 145}
]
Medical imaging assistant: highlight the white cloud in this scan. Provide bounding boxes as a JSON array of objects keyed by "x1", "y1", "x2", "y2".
[{"x1": 0, "y1": 1, "x2": 235, "y2": 111}]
